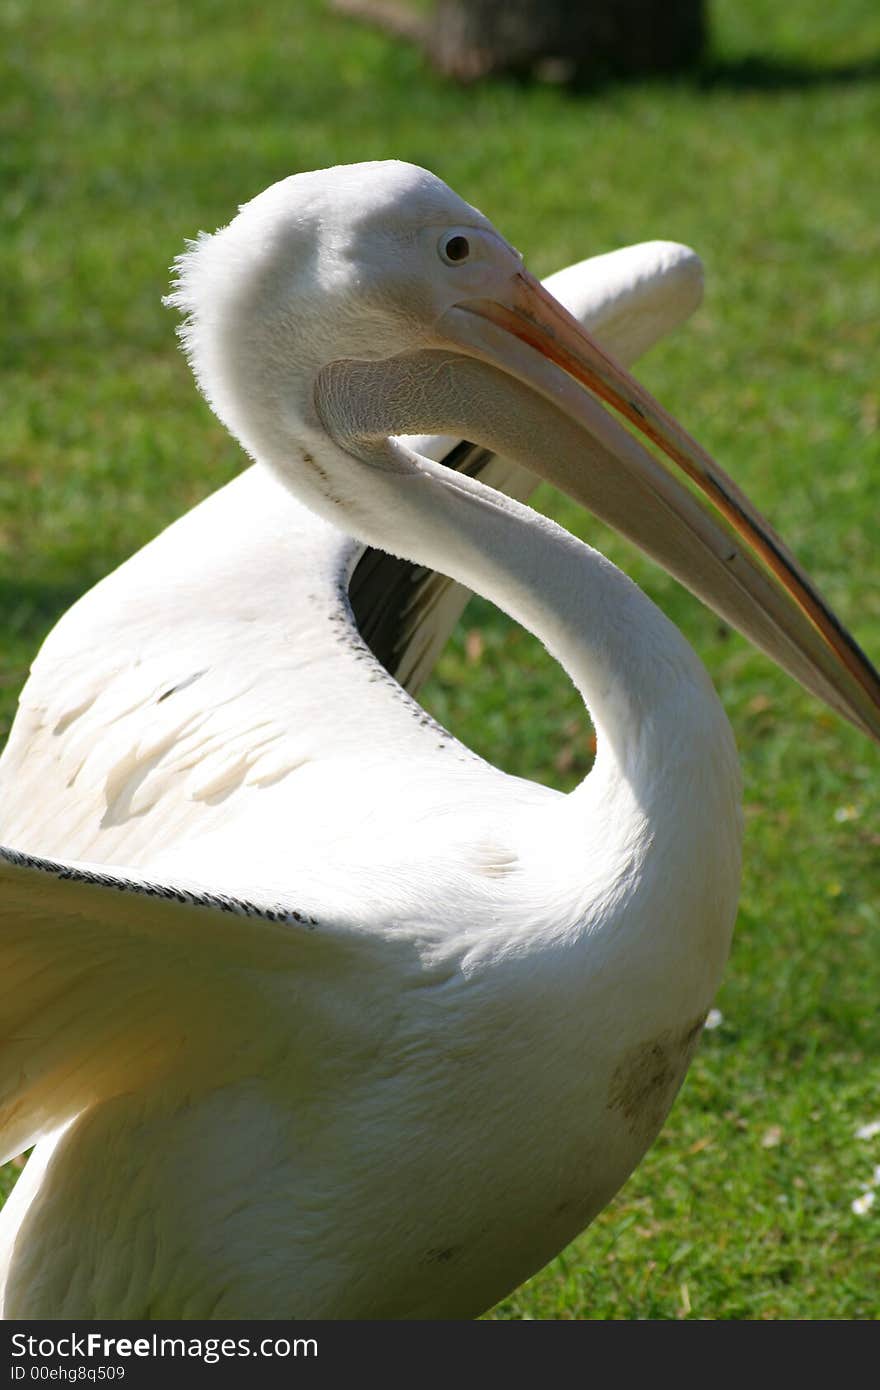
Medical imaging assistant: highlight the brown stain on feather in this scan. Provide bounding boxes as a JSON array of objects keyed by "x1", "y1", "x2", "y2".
[
  {"x1": 608, "y1": 1014, "x2": 707, "y2": 1139},
  {"x1": 422, "y1": 1245, "x2": 461, "y2": 1265}
]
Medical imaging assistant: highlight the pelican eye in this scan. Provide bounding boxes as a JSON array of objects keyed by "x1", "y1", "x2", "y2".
[{"x1": 439, "y1": 233, "x2": 471, "y2": 265}]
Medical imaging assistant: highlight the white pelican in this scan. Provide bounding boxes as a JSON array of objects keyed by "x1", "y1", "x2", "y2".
[{"x1": 0, "y1": 162, "x2": 877, "y2": 1320}]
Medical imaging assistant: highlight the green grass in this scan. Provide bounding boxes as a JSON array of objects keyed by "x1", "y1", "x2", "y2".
[{"x1": 2, "y1": 0, "x2": 879, "y2": 1319}]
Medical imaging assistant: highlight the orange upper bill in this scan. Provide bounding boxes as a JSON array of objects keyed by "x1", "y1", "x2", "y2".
[{"x1": 443, "y1": 268, "x2": 880, "y2": 745}]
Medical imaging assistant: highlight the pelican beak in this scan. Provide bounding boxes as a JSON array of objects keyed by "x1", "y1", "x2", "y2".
[{"x1": 439, "y1": 269, "x2": 880, "y2": 745}]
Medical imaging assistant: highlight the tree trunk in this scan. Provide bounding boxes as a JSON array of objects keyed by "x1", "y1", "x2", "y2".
[{"x1": 431, "y1": 0, "x2": 707, "y2": 83}]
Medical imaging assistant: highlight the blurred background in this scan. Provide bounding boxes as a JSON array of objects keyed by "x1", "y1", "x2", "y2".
[{"x1": 2, "y1": 0, "x2": 878, "y2": 1318}]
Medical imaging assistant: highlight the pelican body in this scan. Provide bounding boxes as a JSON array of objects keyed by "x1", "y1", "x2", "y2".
[{"x1": 0, "y1": 163, "x2": 877, "y2": 1319}]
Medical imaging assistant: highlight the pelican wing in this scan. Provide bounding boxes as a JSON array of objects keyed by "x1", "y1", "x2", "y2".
[
  {"x1": 0, "y1": 844, "x2": 402, "y2": 1164},
  {"x1": 0, "y1": 242, "x2": 702, "y2": 870}
]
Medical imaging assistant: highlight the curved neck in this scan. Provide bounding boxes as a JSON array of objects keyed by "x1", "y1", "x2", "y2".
[
  {"x1": 210, "y1": 327, "x2": 739, "y2": 822},
  {"x1": 257, "y1": 419, "x2": 732, "y2": 807}
]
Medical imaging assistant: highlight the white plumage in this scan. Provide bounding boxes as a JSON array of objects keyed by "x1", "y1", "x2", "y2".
[
  {"x1": 0, "y1": 162, "x2": 876, "y2": 1319},
  {"x1": 0, "y1": 237, "x2": 704, "y2": 868}
]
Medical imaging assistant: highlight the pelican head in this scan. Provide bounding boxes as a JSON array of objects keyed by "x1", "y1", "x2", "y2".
[{"x1": 168, "y1": 160, "x2": 880, "y2": 746}]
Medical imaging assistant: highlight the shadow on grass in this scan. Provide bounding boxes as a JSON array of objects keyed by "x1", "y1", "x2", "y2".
[
  {"x1": 696, "y1": 53, "x2": 880, "y2": 92},
  {"x1": 526, "y1": 52, "x2": 880, "y2": 97}
]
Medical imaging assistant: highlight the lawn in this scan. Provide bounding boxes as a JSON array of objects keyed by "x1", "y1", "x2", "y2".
[{"x1": 2, "y1": 0, "x2": 878, "y2": 1318}]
